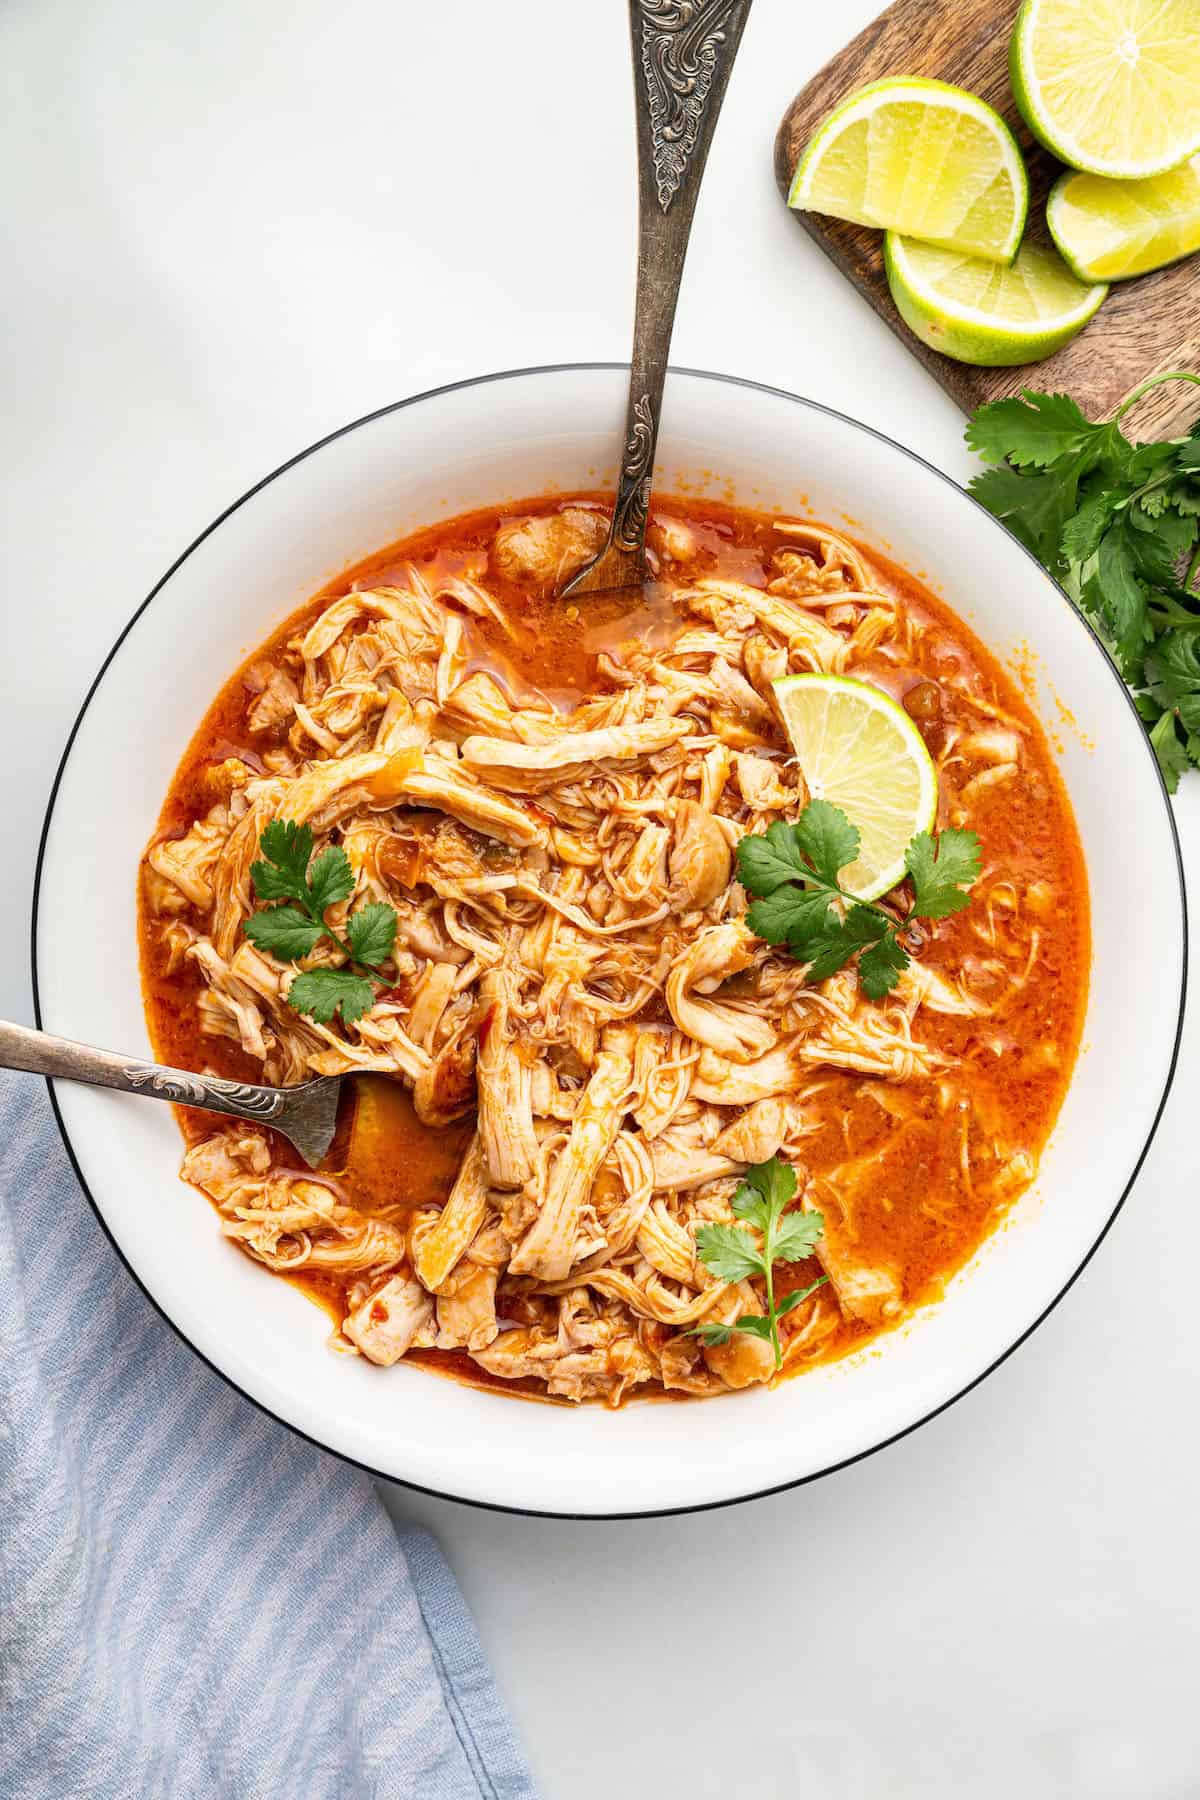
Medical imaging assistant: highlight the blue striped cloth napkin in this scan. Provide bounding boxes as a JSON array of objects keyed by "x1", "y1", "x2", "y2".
[{"x1": 0, "y1": 1069, "x2": 539, "y2": 1800}]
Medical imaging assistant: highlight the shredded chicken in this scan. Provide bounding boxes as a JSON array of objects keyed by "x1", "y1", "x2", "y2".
[
  {"x1": 491, "y1": 507, "x2": 608, "y2": 593},
  {"x1": 146, "y1": 502, "x2": 1061, "y2": 1406}
]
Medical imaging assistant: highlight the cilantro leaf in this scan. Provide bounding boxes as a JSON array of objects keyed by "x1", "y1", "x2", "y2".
[
  {"x1": 242, "y1": 821, "x2": 400, "y2": 1031},
  {"x1": 857, "y1": 932, "x2": 911, "y2": 999},
  {"x1": 731, "y1": 1315, "x2": 773, "y2": 1341},
  {"x1": 1129, "y1": 505, "x2": 1197, "y2": 586},
  {"x1": 968, "y1": 465, "x2": 1071, "y2": 567},
  {"x1": 745, "y1": 886, "x2": 833, "y2": 948},
  {"x1": 256, "y1": 819, "x2": 314, "y2": 888},
  {"x1": 249, "y1": 860, "x2": 307, "y2": 904},
  {"x1": 693, "y1": 1222, "x2": 764, "y2": 1285},
  {"x1": 1091, "y1": 522, "x2": 1151, "y2": 677},
  {"x1": 306, "y1": 845, "x2": 356, "y2": 914},
  {"x1": 287, "y1": 969, "x2": 377, "y2": 1026},
  {"x1": 965, "y1": 391, "x2": 1093, "y2": 469},
  {"x1": 1061, "y1": 487, "x2": 1119, "y2": 565},
  {"x1": 797, "y1": 902, "x2": 888, "y2": 985},
  {"x1": 243, "y1": 906, "x2": 325, "y2": 960},
  {"x1": 905, "y1": 829, "x2": 982, "y2": 919},
  {"x1": 1124, "y1": 440, "x2": 1180, "y2": 483},
  {"x1": 691, "y1": 1321, "x2": 733, "y2": 1347},
  {"x1": 346, "y1": 901, "x2": 397, "y2": 970},
  {"x1": 773, "y1": 1206, "x2": 825, "y2": 1265},
  {"x1": 1147, "y1": 631, "x2": 1200, "y2": 732},
  {"x1": 791, "y1": 798, "x2": 861, "y2": 886},
  {"x1": 692, "y1": 1156, "x2": 827, "y2": 1370},
  {"x1": 739, "y1": 803, "x2": 889, "y2": 984},
  {"x1": 1149, "y1": 709, "x2": 1190, "y2": 794},
  {"x1": 775, "y1": 1277, "x2": 829, "y2": 1317},
  {"x1": 735, "y1": 820, "x2": 815, "y2": 896},
  {"x1": 733, "y1": 1156, "x2": 798, "y2": 1228},
  {"x1": 1179, "y1": 438, "x2": 1200, "y2": 472},
  {"x1": 746, "y1": 885, "x2": 880, "y2": 983}
]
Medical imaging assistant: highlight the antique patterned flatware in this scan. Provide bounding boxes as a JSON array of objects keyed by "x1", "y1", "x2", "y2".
[
  {"x1": 1, "y1": 1018, "x2": 342, "y2": 1167},
  {"x1": 560, "y1": 0, "x2": 753, "y2": 598}
]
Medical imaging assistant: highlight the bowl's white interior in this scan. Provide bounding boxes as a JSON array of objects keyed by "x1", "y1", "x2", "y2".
[{"x1": 35, "y1": 367, "x2": 1183, "y2": 1515}]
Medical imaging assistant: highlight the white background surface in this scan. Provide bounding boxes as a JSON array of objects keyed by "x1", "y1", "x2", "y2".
[{"x1": 3, "y1": 2, "x2": 1197, "y2": 1796}]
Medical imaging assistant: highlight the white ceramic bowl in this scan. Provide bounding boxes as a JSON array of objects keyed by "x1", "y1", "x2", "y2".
[{"x1": 33, "y1": 366, "x2": 1185, "y2": 1517}]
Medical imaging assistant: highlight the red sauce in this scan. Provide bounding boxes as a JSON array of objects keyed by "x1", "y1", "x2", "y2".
[{"x1": 138, "y1": 492, "x2": 1090, "y2": 1398}]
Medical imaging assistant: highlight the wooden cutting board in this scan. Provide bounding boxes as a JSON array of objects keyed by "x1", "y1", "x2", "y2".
[{"x1": 774, "y1": 0, "x2": 1200, "y2": 439}]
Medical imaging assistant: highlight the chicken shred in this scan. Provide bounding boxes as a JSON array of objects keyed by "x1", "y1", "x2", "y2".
[{"x1": 145, "y1": 501, "x2": 1050, "y2": 1406}]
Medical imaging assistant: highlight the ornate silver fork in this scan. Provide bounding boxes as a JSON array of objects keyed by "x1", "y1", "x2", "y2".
[
  {"x1": 0, "y1": 1018, "x2": 342, "y2": 1167},
  {"x1": 560, "y1": 0, "x2": 753, "y2": 601}
]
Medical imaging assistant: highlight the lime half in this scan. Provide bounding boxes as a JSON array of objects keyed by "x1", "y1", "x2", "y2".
[
  {"x1": 789, "y1": 77, "x2": 1028, "y2": 264},
  {"x1": 772, "y1": 673, "x2": 936, "y2": 901},
  {"x1": 1011, "y1": 0, "x2": 1200, "y2": 180},
  {"x1": 885, "y1": 232, "x2": 1107, "y2": 366},
  {"x1": 1047, "y1": 158, "x2": 1200, "y2": 281}
]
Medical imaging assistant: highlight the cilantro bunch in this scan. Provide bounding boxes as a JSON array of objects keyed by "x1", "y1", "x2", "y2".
[
  {"x1": 735, "y1": 799, "x2": 981, "y2": 999},
  {"x1": 691, "y1": 1157, "x2": 827, "y2": 1371},
  {"x1": 243, "y1": 820, "x2": 398, "y2": 1025},
  {"x1": 966, "y1": 371, "x2": 1200, "y2": 790}
]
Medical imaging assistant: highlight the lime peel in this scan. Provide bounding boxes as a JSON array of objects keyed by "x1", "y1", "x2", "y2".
[
  {"x1": 1011, "y1": 0, "x2": 1200, "y2": 180},
  {"x1": 789, "y1": 77, "x2": 1029, "y2": 265},
  {"x1": 1047, "y1": 158, "x2": 1200, "y2": 283},
  {"x1": 884, "y1": 232, "x2": 1107, "y2": 368}
]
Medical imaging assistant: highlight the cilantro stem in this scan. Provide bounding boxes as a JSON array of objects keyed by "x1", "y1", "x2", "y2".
[
  {"x1": 306, "y1": 907, "x2": 357, "y2": 966},
  {"x1": 780, "y1": 860, "x2": 905, "y2": 931},
  {"x1": 293, "y1": 891, "x2": 380, "y2": 976},
  {"x1": 1115, "y1": 470, "x2": 1178, "y2": 512},
  {"x1": 762, "y1": 1211, "x2": 781, "y2": 1370},
  {"x1": 293, "y1": 890, "x2": 389, "y2": 979},
  {"x1": 1114, "y1": 371, "x2": 1200, "y2": 427}
]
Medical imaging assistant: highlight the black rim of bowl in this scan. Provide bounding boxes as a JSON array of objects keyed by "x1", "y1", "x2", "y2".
[{"x1": 30, "y1": 362, "x2": 1189, "y2": 1520}]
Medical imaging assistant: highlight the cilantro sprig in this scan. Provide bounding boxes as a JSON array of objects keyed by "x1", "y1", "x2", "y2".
[
  {"x1": 243, "y1": 820, "x2": 397, "y2": 1026},
  {"x1": 691, "y1": 1157, "x2": 827, "y2": 1371},
  {"x1": 966, "y1": 371, "x2": 1200, "y2": 791},
  {"x1": 735, "y1": 799, "x2": 980, "y2": 999}
]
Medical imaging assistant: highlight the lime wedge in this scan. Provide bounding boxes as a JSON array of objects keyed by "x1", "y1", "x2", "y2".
[
  {"x1": 772, "y1": 673, "x2": 936, "y2": 901},
  {"x1": 789, "y1": 78, "x2": 1029, "y2": 264},
  {"x1": 1047, "y1": 157, "x2": 1200, "y2": 281},
  {"x1": 1011, "y1": 0, "x2": 1200, "y2": 179},
  {"x1": 884, "y1": 232, "x2": 1107, "y2": 366}
]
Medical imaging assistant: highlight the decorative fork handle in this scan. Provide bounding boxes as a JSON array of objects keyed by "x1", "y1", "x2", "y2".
[
  {"x1": 614, "y1": 0, "x2": 753, "y2": 561},
  {"x1": 0, "y1": 1018, "x2": 288, "y2": 1126}
]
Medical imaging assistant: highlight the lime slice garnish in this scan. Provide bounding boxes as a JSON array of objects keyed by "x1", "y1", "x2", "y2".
[
  {"x1": 1047, "y1": 157, "x2": 1200, "y2": 281},
  {"x1": 884, "y1": 232, "x2": 1107, "y2": 366},
  {"x1": 772, "y1": 673, "x2": 937, "y2": 901},
  {"x1": 1011, "y1": 0, "x2": 1200, "y2": 180},
  {"x1": 789, "y1": 77, "x2": 1029, "y2": 264}
]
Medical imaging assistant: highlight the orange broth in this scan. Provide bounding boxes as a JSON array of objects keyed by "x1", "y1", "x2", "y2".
[{"x1": 139, "y1": 493, "x2": 1090, "y2": 1398}]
